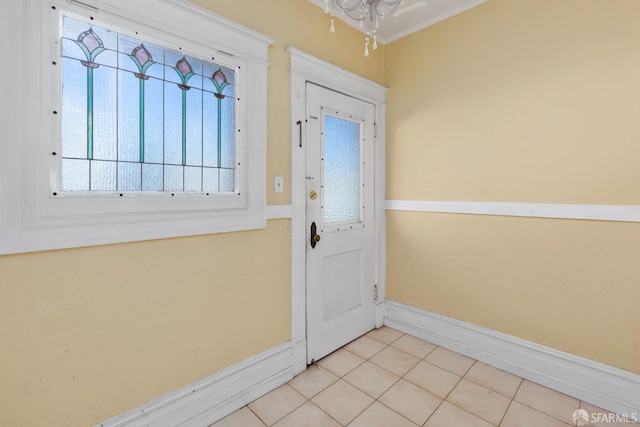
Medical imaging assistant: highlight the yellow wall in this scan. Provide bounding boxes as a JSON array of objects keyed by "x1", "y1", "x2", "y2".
[
  {"x1": 0, "y1": 1, "x2": 383, "y2": 426},
  {"x1": 385, "y1": 0, "x2": 640, "y2": 374},
  {"x1": 0, "y1": 222, "x2": 290, "y2": 426}
]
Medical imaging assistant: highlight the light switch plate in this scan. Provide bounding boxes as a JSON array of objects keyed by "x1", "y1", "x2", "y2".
[{"x1": 274, "y1": 176, "x2": 283, "y2": 193}]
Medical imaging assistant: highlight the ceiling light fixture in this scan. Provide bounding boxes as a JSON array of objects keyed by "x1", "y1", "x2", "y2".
[{"x1": 323, "y1": 0, "x2": 403, "y2": 56}]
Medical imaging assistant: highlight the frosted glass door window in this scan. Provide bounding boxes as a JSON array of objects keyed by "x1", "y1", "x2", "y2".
[{"x1": 322, "y1": 115, "x2": 362, "y2": 224}]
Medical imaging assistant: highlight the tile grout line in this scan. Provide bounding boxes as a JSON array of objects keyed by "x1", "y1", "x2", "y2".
[
  {"x1": 496, "y1": 377, "x2": 524, "y2": 427},
  {"x1": 512, "y1": 400, "x2": 576, "y2": 427},
  {"x1": 354, "y1": 331, "x2": 483, "y2": 427},
  {"x1": 512, "y1": 380, "x2": 580, "y2": 426},
  {"x1": 421, "y1": 358, "x2": 484, "y2": 426},
  {"x1": 219, "y1": 327, "x2": 608, "y2": 427},
  {"x1": 310, "y1": 334, "x2": 394, "y2": 426},
  {"x1": 461, "y1": 370, "x2": 523, "y2": 401},
  {"x1": 246, "y1": 404, "x2": 268, "y2": 427},
  {"x1": 311, "y1": 399, "x2": 348, "y2": 427},
  {"x1": 368, "y1": 331, "x2": 575, "y2": 427},
  {"x1": 342, "y1": 337, "x2": 407, "y2": 426},
  {"x1": 340, "y1": 331, "x2": 423, "y2": 426}
]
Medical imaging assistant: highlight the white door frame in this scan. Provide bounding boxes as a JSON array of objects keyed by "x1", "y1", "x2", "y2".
[{"x1": 288, "y1": 48, "x2": 387, "y2": 374}]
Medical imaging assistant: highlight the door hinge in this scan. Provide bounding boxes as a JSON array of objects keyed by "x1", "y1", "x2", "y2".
[
  {"x1": 374, "y1": 284, "x2": 379, "y2": 302},
  {"x1": 373, "y1": 123, "x2": 378, "y2": 138}
]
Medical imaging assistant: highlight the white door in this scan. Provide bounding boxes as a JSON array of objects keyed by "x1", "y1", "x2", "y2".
[{"x1": 306, "y1": 83, "x2": 376, "y2": 363}]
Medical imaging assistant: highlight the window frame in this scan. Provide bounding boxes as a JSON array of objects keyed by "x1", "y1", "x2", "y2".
[{"x1": 0, "y1": 0, "x2": 273, "y2": 255}]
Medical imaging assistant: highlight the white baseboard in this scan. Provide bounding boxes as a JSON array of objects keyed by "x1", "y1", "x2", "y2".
[
  {"x1": 96, "y1": 343, "x2": 294, "y2": 427},
  {"x1": 384, "y1": 300, "x2": 640, "y2": 416}
]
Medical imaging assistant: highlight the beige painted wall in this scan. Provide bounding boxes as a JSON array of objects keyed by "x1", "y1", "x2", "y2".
[
  {"x1": 0, "y1": 1, "x2": 384, "y2": 426},
  {"x1": 385, "y1": 0, "x2": 640, "y2": 374},
  {"x1": 386, "y1": 0, "x2": 640, "y2": 204},
  {"x1": 0, "y1": 221, "x2": 290, "y2": 426}
]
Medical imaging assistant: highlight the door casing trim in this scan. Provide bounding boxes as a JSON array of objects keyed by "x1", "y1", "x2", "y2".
[{"x1": 288, "y1": 48, "x2": 387, "y2": 374}]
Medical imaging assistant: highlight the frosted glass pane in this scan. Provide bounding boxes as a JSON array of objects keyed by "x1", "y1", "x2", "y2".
[
  {"x1": 203, "y1": 168, "x2": 219, "y2": 192},
  {"x1": 142, "y1": 164, "x2": 163, "y2": 191},
  {"x1": 118, "y1": 162, "x2": 141, "y2": 191},
  {"x1": 220, "y1": 96, "x2": 235, "y2": 168},
  {"x1": 61, "y1": 38, "x2": 89, "y2": 63},
  {"x1": 323, "y1": 115, "x2": 361, "y2": 224},
  {"x1": 164, "y1": 84, "x2": 183, "y2": 165},
  {"x1": 144, "y1": 77, "x2": 164, "y2": 164},
  {"x1": 91, "y1": 50, "x2": 118, "y2": 68},
  {"x1": 184, "y1": 167, "x2": 202, "y2": 191},
  {"x1": 62, "y1": 159, "x2": 89, "y2": 191},
  {"x1": 185, "y1": 89, "x2": 203, "y2": 166},
  {"x1": 164, "y1": 165, "x2": 183, "y2": 191},
  {"x1": 93, "y1": 66, "x2": 118, "y2": 160},
  {"x1": 202, "y1": 92, "x2": 218, "y2": 167},
  {"x1": 61, "y1": 58, "x2": 87, "y2": 159},
  {"x1": 117, "y1": 70, "x2": 140, "y2": 162},
  {"x1": 220, "y1": 169, "x2": 234, "y2": 192},
  {"x1": 91, "y1": 160, "x2": 117, "y2": 191}
]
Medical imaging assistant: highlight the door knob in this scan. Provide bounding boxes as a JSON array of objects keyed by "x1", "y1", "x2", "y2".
[{"x1": 310, "y1": 221, "x2": 320, "y2": 249}]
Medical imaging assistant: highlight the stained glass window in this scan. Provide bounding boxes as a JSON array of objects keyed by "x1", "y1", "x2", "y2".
[{"x1": 61, "y1": 15, "x2": 236, "y2": 192}]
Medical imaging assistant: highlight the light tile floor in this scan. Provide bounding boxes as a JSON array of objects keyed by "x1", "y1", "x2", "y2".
[{"x1": 211, "y1": 327, "x2": 637, "y2": 427}]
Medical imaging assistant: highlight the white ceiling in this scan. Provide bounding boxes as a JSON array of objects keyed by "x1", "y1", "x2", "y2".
[{"x1": 307, "y1": 0, "x2": 487, "y2": 44}]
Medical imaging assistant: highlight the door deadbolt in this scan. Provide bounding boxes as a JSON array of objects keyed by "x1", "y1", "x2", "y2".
[{"x1": 309, "y1": 191, "x2": 317, "y2": 200}]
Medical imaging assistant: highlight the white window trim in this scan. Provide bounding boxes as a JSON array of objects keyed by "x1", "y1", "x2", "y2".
[{"x1": 0, "y1": 0, "x2": 274, "y2": 255}]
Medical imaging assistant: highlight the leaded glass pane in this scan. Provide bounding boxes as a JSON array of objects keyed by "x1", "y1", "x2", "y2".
[
  {"x1": 185, "y1": 88, "x2": 203, "y2": 167},
  {"x1": 323, "y1": 115, "x2": 362, "y2": 224},
  {"x1": 184, "y1": 167, "x2": 202, "y2": 192},
  {"x1": 203, "y1": 168, "x2": 219, "y2": 192},
  {"x1": 202, "y1": 93, "x2": 218, "y2": 167},
  {"x1": 118, "y1": 162, "x2": 142, "y2": 191},
  {"x1": 220, "y1": 96, "x2": 236, "y2": 168},
  {"x1": 62, "y1": 159, "x2": 89, "y2": 191},
  {"x1": 163, "y1": 83, "x2": 183, "y2": 166},
  {"x1": 91, "y1": 161, "x2": 117, "y2": 191},
  {"x1": 164, "y1": 165, "x2": 183, "y2": 191},
  {"x1": 60, "y1": 15, "x2": 236, "y2": 193},
  {"x1": 92, "y1": 66, "x2": 118, "y2": 161},
  {"x1": 144, "y1": 77, "x2": 164, "y2": 164},
  {"x1": 142, "y1": 164, "x2": 163, "y2": 191},
  {"x1": 220, "y1": 169, "x2": 234, "y2": 192},
  {"x1": 118, "y1": 69, "x2": 140, "y2": 162},
  {"x1": 61, "y1": 58, "x2": 87, "y2": 159}
]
